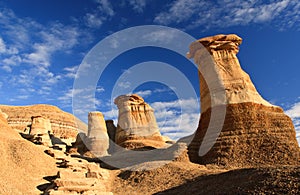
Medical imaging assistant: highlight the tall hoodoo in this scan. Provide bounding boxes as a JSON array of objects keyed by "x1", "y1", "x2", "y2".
[
  {"x1": 114, "y1": 94, "x2": 166, "y2": 149},
  {"x1": 87, "y1": 112, "x2": 109, "y2": 156},
  {"x1": 188, "y1": 34, "x2": 299, "y2": 166}
]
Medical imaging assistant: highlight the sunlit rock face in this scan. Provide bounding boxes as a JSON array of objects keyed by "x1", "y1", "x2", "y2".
[
  {"x1": 188, "y1": 34, "x2": 299, "y2": 166},
  {"x1": 87, "y1": 112, "x2": 109, "y2": 156},
  {"x1": 0, "y1": 104, "x2": 87, "y2": 145},
  {"x1": 114, "y1": 94, "x2": 166, "y2": 149},
  {"x1": 30, "y1": 116, "x2": 52, "y2": 146}
]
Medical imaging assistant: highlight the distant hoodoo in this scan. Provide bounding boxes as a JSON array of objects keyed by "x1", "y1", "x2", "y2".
[
  {"x1": 87, "y1": 112, "x2": 109, "y2": 156},
  {"x1": 188, "y1": 34, "x2": 300, "y2": 166},
  {"x1": 30, "y1": 116, "x2": 52, "y2": 146},
  {"x1": 114, "y1": 94, "x2": 167, "y2": 150}
]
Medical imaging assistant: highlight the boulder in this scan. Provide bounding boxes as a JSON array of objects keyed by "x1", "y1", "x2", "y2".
[{"x1": 187, "y1": 34, "x2": 300, "y2": 166}]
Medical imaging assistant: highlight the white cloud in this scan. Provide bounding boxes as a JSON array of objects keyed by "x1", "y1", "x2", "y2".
[
  {"x1": 151, "y1": 98, "x2": 200, "y2": 140},
  {"x1": 154, "y1": 0, "x2": 298, "y2": 30},
  {"x1": 0, "y1": 8, "x2": 85, "y2": 98},
  {"x1": 286, "y1": 101, "x2": 300, "y2": 118},
  {"x1": 63, "y1": 65, "x2": 79, "y2": 79},
  {"x1": 1, "y1": 65, "x2": 12, "y2": 72},
  {"x1": 135, "y1": 90, "x2": 152, "y2": 97},
  {"x1": 154, "y1": 0, "x2": 209, "y2": 25},
  {"x1": 128, "y1": 0, "x2": 146, "y2": 13},
  {"x1": 142, "y1": 29, "x2": 177, "y2": 43},
  {"x1": 84, "y1": 13, "x2": 103, "y2": 28},
  {"x1": 84, "y1": 0, "x2": 114, "y2": 28},
  {"x1": 96, "y1": 0, "x2": 114, "y2": 17},
  {"x1": 0, "y1": 36, "x2": 18, "y2": 55},
  {"x1": 96, "y1": 86, "x2": 105, "y2": 93},
  {"x1": 118, "y1": 81, "x2": 131, "y2": 89},
  {"x1": 285, "y1": 101, "x2": 300, "y2": 145}
]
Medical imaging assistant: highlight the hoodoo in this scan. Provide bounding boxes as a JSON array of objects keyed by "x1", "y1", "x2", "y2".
[
  {"x1": 30, "y1": 116, "x2": 52, "y2": 146},
  {"x1": 188, "y1": 34, "x2": 299, "y2": 166},
  {"x1": 87, "y1": 112, "x2": 109, "y2": 156},
  {"x1": 114, "y1": 94, "x2": 167, "y2": 149}
]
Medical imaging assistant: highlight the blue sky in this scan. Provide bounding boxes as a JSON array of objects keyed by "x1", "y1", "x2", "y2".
[{"x1": 0, "y1": 0, "x2": 299, "y2": 143}]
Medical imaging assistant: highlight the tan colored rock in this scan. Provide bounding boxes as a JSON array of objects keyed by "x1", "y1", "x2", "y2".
[
  {"x1": 0, "y1": 110, "x2": 58, "y2": 194},
  {"x1": 188, "y1": 34, "x2": 300, "y2": 166},
  {"x1": 114, "y1": 94, "x2": 166, "y2": 149},
  {"x1": 188, "y1": 34, "x2": 273, "y2": 113},
  {"x1": 30, "y1": 116, "x2": 52, "y2": 146},
  {"x1": 87, "y1": 112, "x2": 109, "y2": 156},
  {"x1": 0, "y1": 104, "x2": 87, "y2": 145},
  {"x1": 0, "y1": 109, "x2": 8, "y2": 120}
]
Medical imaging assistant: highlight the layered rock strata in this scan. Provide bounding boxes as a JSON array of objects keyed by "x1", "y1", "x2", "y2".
[
  {"x1": 187, "y1": 34, "x2": 299, "y2": 166},
  {"x1": 114, "y1": 94, "x2": 166, "y2": 149},
  {"x1": 87, "y1": 112, "x2": 109, "y2": 156},
  {"x1": 0, "y1": 104, "x2": 87, "y2": 145}
]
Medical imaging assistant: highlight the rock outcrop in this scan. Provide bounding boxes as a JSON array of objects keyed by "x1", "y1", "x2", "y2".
[
  {"x1": 0, "y1": 104, "x2": 87, "y2": 145},
  {"x1": 0, "y1": 109, "x2": 58, "y2": 194},
  {"x1": 86, "y1": 112, "x2": 109, "y2": 157},
  {"x1": 29, "y1": 116, "x2": 53, "y2": 146},
  {"x1": 188, "y1": 34, "x2": 300, "y2": 166},
  {"x1": 114, "y1": 94, "x2": 166, "y2": 149},
  {"x1": 43, "y1": 148, "x2": 112, "y2": 194}
]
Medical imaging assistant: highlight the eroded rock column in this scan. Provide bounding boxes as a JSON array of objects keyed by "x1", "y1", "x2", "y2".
[
  {"x1": 87, "y1": 112, "x2": 109, "y2": 156},
  {"x1": 30, "y1": 116, "x2": 52, "y2": 146},
  {"x1": 188, "y1": 34, "x2": 299, "y2": 166},
  {"x1": 114, "y1": 94, "x2": 166, "y2": 149}
]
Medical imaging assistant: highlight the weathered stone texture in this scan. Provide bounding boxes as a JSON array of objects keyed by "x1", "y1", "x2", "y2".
[
  {"x1": 87, "y1": 112, "x2": 109, "y2": 156},
  {"x1": 114, "y1": 94, "x2": 166, "y2": 149},
  {"x1": 188, "y1": 34, "x2": 300, "y2": 166}
]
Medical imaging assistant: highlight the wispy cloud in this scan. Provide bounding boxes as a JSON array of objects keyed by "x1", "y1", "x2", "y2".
[
  {"x1": 151, "y1": 98, "x2": 200, "y2": 140},
  {"x1": 285, "y1": 101, "x2": 300, "y2": 145},
  {"x1": 63, "y1": 65, "x2": 79, "y2": 79},
  {"x1": 0, "y1": 8, "x2": 89, "y2": 105},
  {"x1": 154, "y1": 0, "x2": 299, "y2": 31},
  {"x1": 128, "y1": 0, "x2": 147, "y2": 13},
  {"x1": 118, "y1": 81, "x2": 131, "y2": 89},
  {"x1": 134, "y1": 90, "x2": 152, "y2": 97},
  {"x1": 84, "y1": 0, "x2": 114, "y2": 28}
]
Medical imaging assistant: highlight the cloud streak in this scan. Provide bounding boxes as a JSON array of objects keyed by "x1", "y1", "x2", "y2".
[{"x1": 154, "y1": 0, "x2": 299, "y2": 30}]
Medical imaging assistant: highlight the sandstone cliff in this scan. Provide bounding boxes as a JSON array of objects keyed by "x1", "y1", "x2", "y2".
[
  {"x1": 188, "y1": 34, "x2": 300, "y2": 166},
  {"x1": 0, "y1": 104, "x2": 87, "y2": 145}
]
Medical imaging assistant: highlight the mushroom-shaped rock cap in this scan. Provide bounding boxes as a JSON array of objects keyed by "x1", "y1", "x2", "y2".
[
  {"x1": 199, "y1": 34, "x2": 242, "y2": 46},
  {"x1": 188, "y1": 34, "x2": 242, "y2": 58},
  {"x1": 114, "y1": 94, "x2": 145, "y2": 106}
]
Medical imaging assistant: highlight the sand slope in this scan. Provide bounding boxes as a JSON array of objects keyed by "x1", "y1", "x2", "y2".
[{"x1": 0, "y1": 111, "x2": 58, "y2": 194}]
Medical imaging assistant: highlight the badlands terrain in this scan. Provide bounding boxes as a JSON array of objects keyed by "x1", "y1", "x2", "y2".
[{"x1": 0, "y1": 34, "x2": 299, "y2": 194}]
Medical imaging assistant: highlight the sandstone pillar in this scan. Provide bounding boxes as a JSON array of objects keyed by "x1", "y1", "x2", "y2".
[
  {"x1": 188, "y1": 34, "x2": 299, "y2": 166},
  {"x1": 87, "y1": 112, "x2": 109, "y2": 156},
  {"x1": 30, "y1": 116, "x2": 52, "y2": 146},
  {"x1": 114, "y1": 94, "x2": 166, "y2": 149}
]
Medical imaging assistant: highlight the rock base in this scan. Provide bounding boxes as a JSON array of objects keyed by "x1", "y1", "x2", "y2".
[{"x1": 188, "y1": 103, "x2": 300, "y2": 167}]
